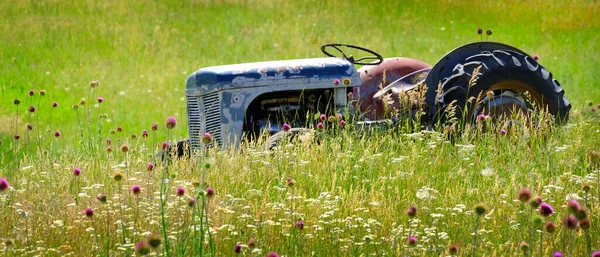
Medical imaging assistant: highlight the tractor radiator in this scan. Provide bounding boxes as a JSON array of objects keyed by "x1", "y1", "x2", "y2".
[{"x1": 187, "y1": 92, "x2": 221, "y2": 150}]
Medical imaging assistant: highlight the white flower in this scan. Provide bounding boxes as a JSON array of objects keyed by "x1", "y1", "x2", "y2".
[
  {"x1": 481, "y1": 167, "x2": 494, "y2": 177},
  {"x1": 565, "y1": 193, "x2": 580, "y2": 201}
]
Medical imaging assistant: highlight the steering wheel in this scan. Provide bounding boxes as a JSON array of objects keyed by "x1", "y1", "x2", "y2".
[{"x1": 321, "y1": 43, "x2": 383, "y2": 65}]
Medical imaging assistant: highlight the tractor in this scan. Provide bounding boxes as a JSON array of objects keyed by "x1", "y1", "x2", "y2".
[{"x1": 184, "y1": 41, "x2": 571, "y2": 151}]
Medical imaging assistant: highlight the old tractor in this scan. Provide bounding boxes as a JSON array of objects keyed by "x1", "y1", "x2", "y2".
[{"x1": 184, "y1": 42, "x2": 571, "y2": 150}]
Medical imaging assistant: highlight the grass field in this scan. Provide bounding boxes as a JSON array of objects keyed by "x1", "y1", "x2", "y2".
[{"x1": 1, "y1": 0, "x2": 600, "y2": 256}]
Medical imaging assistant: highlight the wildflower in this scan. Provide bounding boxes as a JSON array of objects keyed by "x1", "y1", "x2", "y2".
[
  {"x1": 113, "y1": 172, "x2": 123, "y2": 182},
  {"x1": 28, "y1": 106, "x2": 36, "y2": 113},
  {"x1": 117, "y1": 126, "x2": 123, "y2": 132},
  {"x1": 532, "y1": 215, "x2": 544, "y2": 227},
  {"x1": 14, "y1": 134, "x2": 20, "y2": 140},
  {"x1": 575, "y1": 207, "x2": 588, "y2": 220},
  {"x1": 134, "y1": 241, "x2": 150, "y2": 256},
  {"x1": 97, "y1": 97, "x2": 104, "y2": 103},
  {"x1": 162, "y1": 142, "x2": 169, "y2": 150},
  {"x1": 90, "y1": 80, "x2": 99, "y2": 88},
  {"x1": 201, "y1": 132, "x2": 213, "y2": 144},
  {"x1": 96, "y1": 193, "x2": 107, "y2": 203},
  {"x1": 448, "y1": 243, "x2": 459, "y2": 255},
  {"x1": 347, "y1": 92, "x2": 354, "y2": 99},
  {"x1": 29, "y1": 90, "x2": 35, "y2": 96},
  {"x1": 266, "y1": 252, "x2": 279, "y2": 257},
  {"x1": 247, "y1": 237, "x2": 256, "y2": 249},
  {"x1": 106, "y1": 138, "x2": 112, "y2": 145},
  {"x1": 579, "y1": 218, "x2": 591, "y2": 230},
  {"x1": 473, "y1": 203, "x2": 488, "y2": 216},
  {"x1": 121, "y1": 144, "x2": 129, "y2": 153},
  {"x1": 142, "y1": 130, "x2": 148, "y2": 138},
  {"x1": 110, "y1": 129, "x2": 115, "y2": 134},
  {"x1": 476, "y1": 28, "x2": 483, "y2": 34},
  {"x1": 563, "y1": 216, "x2": 577, "y2": 230},
  {"x1": 499, "y1": 128, "x2": 507, "y2": 135},
  {"x1": 317, "y1": 123, "x2": 324, "y2": 130},
  {"x1": 519, "y1": 241, "x2": 529, "y2": 253},
  {"x1": 79, "y1": 98, "x2": 86, "y2": 105},
  {"x1": 533, "y1": 55, "x2": 539, "y2": 61},
  {"x1": 73, "y1": 168, "x2": 81, "y2": 176},
  {"x1": 187, "y1": 197, "x2": 196, "y2": 207},
  {"x1": 407, "y1": 236, "x2": 417, "y2": 246},
  {"x1": 319, "y1": 114, "x2": 326, "y2": 121},
  {"x1": 295, "y1": 220, "x2": 305, "y2": 230},
  {"x1": 151, "y1": 122, "x2": 159, "y2": 131},
  {"x1": 147, "y1": 163, "x2": 155, "y2": 171},
  {"x1": 52, "y1": 101, "x2": 58, "y2": 107},
  {"x1": 54, "y1": 130, "x2": 61, "y2": 137},
  {"x1": 0, "y1": 178, "x2": 9, "y2": 191},
  {"x1": 176, "y1": 187, "x2": 185, "y2": 196},
  {"x1": 545, "y1": 221, "x2": 556, "y2": 233},
  {"x1": 539, "y1": 203, "x2": 554, "y2": 217},
  {"x1": 282, "y1": 123, "x2": 291, "y2": 132},
  {"x1": 529, "y1": 196, "x2": 542, "y2": 209},
  {"x1": 333, "y1": 79, "x2": 340, "y2": 85},
  {"x1": 26, "y1": 123, "x2": 33, "y2": 130},
  {"x1": 40, "y1": 90, "x2": 46, "y2": 96},
  {"x1": 477, "y1": 114, "x2": 486, "y2": 122},
  {"x1": 146, "y1": 233, "x2": 161, "y2": 248},
  {"x1": 286, "y1": 178, "x2": 295, "y2": 187},
  {"x1": 131, "y1": 134, "x2": 137, "y2": 139},
  {"x1": 567, "y1": 199, "x2": 580, "y2": 214},
  {"x1": 592, "y1": 250, "x2": 600, "y2": 257},
  {"x1": 486, "y1": 29, "x2": 492, "y2": 36},
  {"x1": 84, "y1": 208, "x2": 94, "y2": 218},
  {"x1": 406, "y1": 206, "x2": 417, "y2": 217},
  {"x1": 14, "y1": 99, "x2": 21, "y2": 105},
  {"x1": 234, "y1": 243, "x2": 242, "y2": 253},
  {"x1": 553, "y1": 252, "x2": 563, "y2": 257},
  {"x1": 166, "y1": 116, "x2": 177, "y2": 129},
  {"x1": 206, "y1": 187, "x2": 214, "y2": 198},
  {"x1": 106, "y1": 145, "x2": 113, "y2": 153},
  {"x1": 339, "y1": 119, "x2": 346, "y2": 128},
  {"x1": 0, "y1": 139, "x2": 2, "y2": 145},
  {"x1": 72, "y1": 104, "x2": 78, "y2": 110},
  {"x1": 131, "y1": 185, "x2": 141, "y2": 195},
  {"x1": 342, "y1": 78, "x2": 351, "y2": 86}
]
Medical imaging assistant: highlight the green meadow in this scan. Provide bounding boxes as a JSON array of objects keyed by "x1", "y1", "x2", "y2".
[{"x1": 1, "y1": 0, "x2": 600, "y2": 256}]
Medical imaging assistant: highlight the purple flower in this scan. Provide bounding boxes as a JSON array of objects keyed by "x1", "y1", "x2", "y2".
[
  {"x1": 282, "y1": 123, "x2": 291, "y2": 132},
  {"x1": 97, "y1": 97, "x2": 104, "y2": 103},
  {"x1": 166, "y1": 116, "x2": 177, "y2": 129},
  {"x1": 567, "y1": 199, "x2": 580, "y2": 213},
  {"x1": 14, "y1": 134, "x2": 20, "y2": 140},
  {"x1": 539, "y1": 203, "x2": 554, "y2": 217},
  {"x1": 54, "y1": 130, "x2": 61, "y2": 137},
  {"x1": 408, "y1": 236, "x2": 417, "y2": 246},
  {"x1": 187, "y1": 197, "x2": 196, "y2": 207},
  {"x1": 131, "y1": 185, "x2": 141, "y2": 195},
  {"x1": 347, "y1": 92, "x2": 354, "y2": 99},
  {"x1": 563, "y1": 216, "x2": 577, "y2": 230},
  {"x1": 319, "y1": 114, "x2": 326, "y2": 121},
  {"x1": 85, "y1": 208, "x2": 94, "y2": 218},
  {"x1": 147, "y1": 162, "x2": 155, "y2": 171},
  {"x1": 73, "y1": 168, "x2": 81, "y2": 176},
  {"x1": 28, "y1": 90, "x2": 35, "y2": 96},
  {"x1": 162, "y1": 142, "x2": 169, "y2": 150},
  {"x1": 52, "y1": 101, "x2": 58, "y2": 108},
  {"x1": 552, "y1": 252, "x2": 563, "y2": 257},
  {"x1": 142, "y1": 130, "x2": 148, "y2": 138},
  {"x1": 26, "y1": 123, "x2": 33, "y2": 130},
  {"x1": 545, "y1": 221, "x2": 556, "y2": 233},
  {"x1": 295, "y1": 220, "x2": 305, "y2": 230},
  {"x1": 28, "y1": 106, "x2": 36, "y2": 113},
  {"x1": 592, "y1": 250, "x2": 600, "y2": 257},
  {"x1": 134, "y1": 241, "x2": 150, "y2": 255},
  {"x1": 206, "y1": 187, "x2": 215, "y2": 198},
  {"x1": 476, "y1": 28, "x2": 483, "y2": 34},
  {"x1": 476, "y1": 114, "x2": 486, "y2": 122},
  {"x1": 117, "y1": 126, "x2": 123, "y2": 132},
  {"x1": 533, "y1": 54, "x2": 539, "y2": 61},
  {"x1": 201, "y1": 132, "x2": 213, "y2": 144},
  {"x1": 333, "y1": 79, "x2": 340, "y2": 85},
  {"x1": 234, "y1": 243, "x2": 242, "y2": 253},
  {"x1": 266, "y1": 252, "x2": 279, "y2": 257},
  {"x1": 406, "y1": 206, "x2": 417, "y2": 217},
  {"x1": 339, "y1": 119, "x2": 346, "y2": 128},
  {"x1": 0, "y1": 139, "x2": 2, "y2": 145},
  {"x1": 316, "y1": 123, "x2": 324, "y2": 130},
  {"x1": 499, "y1": 129, "x2": 507, "y2": 135},
  {"x1": 176, "y1": 187, "x2": 185, "y2": 196},
  {"x1": 151, "y1": 122, "x2": 159, "y2": 131},
  {"x1": 0, "y1": 178, "x2": 9, "y2": 191}
]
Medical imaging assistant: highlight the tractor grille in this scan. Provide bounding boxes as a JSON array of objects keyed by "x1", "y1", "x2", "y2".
[{"x1": 187, "y1": 92, "x2": 221, "y2": 149}]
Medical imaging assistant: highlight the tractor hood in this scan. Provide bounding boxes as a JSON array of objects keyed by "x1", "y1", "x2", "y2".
[{"x1": 186, "y1": 58, "x2": 360, "y2": 96}]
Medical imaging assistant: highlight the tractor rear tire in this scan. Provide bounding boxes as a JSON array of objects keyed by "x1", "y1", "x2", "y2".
[{"x1": 432, "y1": 50, "x2": 571, "y2": 125}]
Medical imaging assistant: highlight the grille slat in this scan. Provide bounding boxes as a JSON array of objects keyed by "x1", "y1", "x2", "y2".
[{"x1": 187, "y1": 92, "x2": 222, "y2": 150}]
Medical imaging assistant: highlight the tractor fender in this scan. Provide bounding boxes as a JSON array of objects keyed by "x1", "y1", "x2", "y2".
[{"x1": 355, "y1": 57, "x2": 431, "y2": 120}]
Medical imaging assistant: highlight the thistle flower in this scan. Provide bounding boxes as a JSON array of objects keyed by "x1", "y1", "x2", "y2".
[
  {"x1": 90, "y1": 80, "x2": 99, "y2": 88},
  {"x1": 476, "y1": 114, "x2": 486, "y2": 122},
  {"x1": 247, "y1": 237, "x2": 256, "y2": 249},
  {"x1": 113, "y1": 172, "x2": 123, "y2": 181},
  {"x1": 73, "y1": 168, "x2": 81, "y2": 176},
  {"x1": 486, "y1": 29, "x2": 492, "y2": 36},
  {"x1": 333, "y1": 79, "x2": 340, "y2": 85},
  {"x1": 533, "y1": 55, "x2": 540, "y2": 61},
  {"x1": 28, "y1": 106, "x2": 36, "y2": 113},
  {"x1": 110, "y1": 129, "x2": 115, "y2": 135},
  {"x1": 575, "y1": 207, "x2": 588, "y2": 220},
  {"x1": 545, "y1": 221, "x2": 556, "y2": 233},
  {"x1": 131, "y1": 185, "x2": 141, "y2": 195},
  {"x1": 26, "y1": 123, "x2": 33, "y2": 130},
  {"x1": 286, "y1": 178, "x2": 295, "y2": 187},
  {"x1": 106, "y1": 145, "x2": 113, "y2": 153},
  {"x1": 582, "y1": 183, "x2": 591, "y2": 192},
  {"x1": 4, "y1": 239, "x2": 14, "y2": 248},
  {"x1": 539, "y1": 203, "x2": 554, "y2": 217},
  {"x1": 176, "y1": 187, "x2": 185, "y2": 196},
  {"x1": 406, "y1": 206, "x2": 417, "y2": 217},
  {"x1": 295, "y1": 220, "x2": 304, "y2": 230},
  {"x1": 29, "y1": 90, "x2": 35, "y2": 96},
  {"x1": 120, "y1": 144, "x2": 129, "y2": 153},
  {"x1": 563, "y1": 215, "x2": 577, "y2": 229},
  {"x1": 187, "y1": 197, "x2": 196, "y2": 207},
  {"x1": 282, "y1": 123, "x2": 291, "y2": 132},
  {"x1": 342, "y1": 78, "x2": 351, "y2": 86},
  {"x1": 166, "y1": 116, "x2": 177, "y2": 129},
  {"x1": 142, "y1": 130, "x2": 149, "y2": 138},
  {"x1": 407, "y1": 236, "x2": 417, "y2": 246},
  {"x1": 84, "y1": 208, "x2": 94, "y2": 218},
  {"x1": 476, "y1": 28, "x2": 483, "y2": 34},
  {"x1": 567, "y1": 199, "x2": 580, "y2": 214},
  {"x1": 206, "y1": 187, "x2": 214, "y2": 198},
  {"x1": 151, "y1": 123, "x2": 158, "y2": 131},
  {"x1": 529, "y1": 196, "x2": 542, "y2": 209},
  {"x1": 201, "y1": 132, "x2": 213, "y2": 144},
  {"x1": 347, "y1": 92, "x2": 353, "y2": 99},
  {"x1": 319, "y1": 114, "x2": 326, "y2": 121},
  {"x1": 532, "y1": 215, "x2": 544, "y2": 226},
  {"x1": 234, "y1": 243, "x2": 242, "y2": 253},
  {"x1": 106, "y1": 138, "x2": 112, "y2": 145},
  {"x1": 592, "y1": 250, "x2": 600, "y2": 257},
  {"x1": 39, "y1": 90, "x2": 46, "y2": 96},
  {"x1": 0, "y1": 139, "x2": 2, "y2": 145},
  {"x1": 519, "y1": 241, "x2": 529, "y2": 253},
  {"x1": 499, "y1": 128, "x2": 507, "y2": 135},
  {"x1": 79, "y1": 98, "x2": 86, "y2": 105},
  {"x1": 339, "y1": 119, "x2": 346, "y2": 128},
  {"x1": 0, "y1": 178, "x2": 9, "y2": 191},
  {"x1": 146, "y1": 233, "x2": 161, "y2": 248},
  {"x1": 14, "y1": 134, "x2": 21, "y2": 140},
  {"x1": 162, "y1": 142, "x2": 169, "y2": 150},
  {"x1": 96, "y1": 193, "x2": 107, "y2": 203},
  {"x1": 266, "y1": 252, "x2": 279, "y2": 257},
  {"x1": 448, "y1": 244, "x2": 459, "y2": 255},
  {"x1": 14, "y1": 99, "x2": 21, "y2": 105},
  {"x1": 317, "y1": 122, "x2": 324, "y2": 130},
  {"x1": 72, "y1": 104, "x2": 78, "y2": 110},
  {"x1": 117, "y1": 126, "x2": 123, "y2": 132},
  {"x1": 52, "y1": 101, "x2": 58, "y2": 107},
  {"x1": 131, "y1": 134, "x2": 136, "y2": 139},
  {"x1": 134, "y1": 241, "x2": 150, "y2": 256},
  {"x1": 553, "y1": 252, "x2": 563, "y2": 257},
  {"x1": 97, "y1": 97, "x2": 104, "y2": 103},
  {"x1": 147, "y1": 162, "x2": 155, "y2": 171},
  {"x1": 54, "y1": 130, "x2": 61, "y2": 137},
  {"x1": 473, "y1": 203, "x2": 489, "y2": 215},
  {"x1": 579, "y1": 217, "x2": 591, "y2": 230}
]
